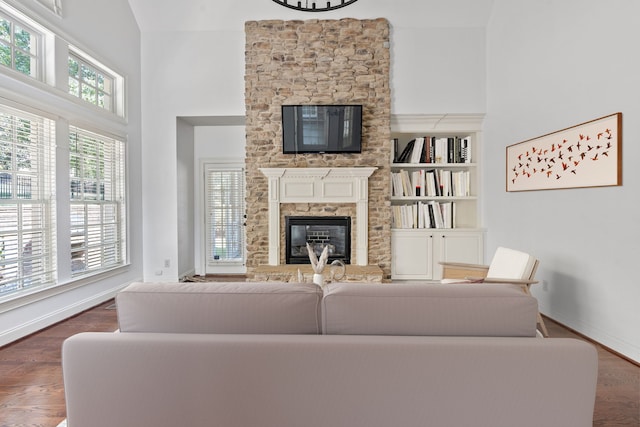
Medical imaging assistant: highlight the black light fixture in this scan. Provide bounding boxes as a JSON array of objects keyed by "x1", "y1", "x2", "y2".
[{"x1": 271, "y1": 0, "x2": 359, "y2": 12}]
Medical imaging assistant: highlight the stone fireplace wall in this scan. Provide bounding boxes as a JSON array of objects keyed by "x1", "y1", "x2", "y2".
[{"x1": 244, "y1": 18, "x2": 391, "y2": 279}]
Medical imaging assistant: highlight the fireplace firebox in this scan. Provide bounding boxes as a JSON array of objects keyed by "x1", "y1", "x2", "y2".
[{"x1": 285, "y1": 216, "x2": 351, "y2": 265}]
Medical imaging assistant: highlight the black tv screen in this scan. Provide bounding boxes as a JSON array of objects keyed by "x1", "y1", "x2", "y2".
[{"x1": 282, "y1": 105, "x2": 362, "y2": 154}]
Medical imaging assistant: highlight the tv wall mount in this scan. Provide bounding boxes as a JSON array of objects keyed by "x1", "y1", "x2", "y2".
[{"x1": 271, "y1": 0, "x2": 358, "y2": 12}]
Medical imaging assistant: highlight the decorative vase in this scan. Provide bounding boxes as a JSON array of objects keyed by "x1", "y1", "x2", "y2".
[
  {"x1": 330, "y1": 259, "x2": 346, "y2": 281},
  {"x1": 312, "y1": 273, "x2": 325, "y2": 287}
]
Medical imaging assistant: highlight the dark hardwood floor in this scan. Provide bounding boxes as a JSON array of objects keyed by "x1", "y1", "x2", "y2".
[
  {"x1": 0, "y1": 301, "x2": 638, "y2": 427},
  {"x1": 544, "y1": 318, "x2": 640, "y2": 426},
  {"x1": 0, "y1": 300, "x2": 119, "y2": 427}
]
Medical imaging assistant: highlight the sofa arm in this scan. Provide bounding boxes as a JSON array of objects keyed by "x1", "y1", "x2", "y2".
[
  {"x1": 439, "y1": 261, "x2": 490, "y2": 280},
  {"x1": 482, "y1": 277, "x2": 539, "y2": 285}
]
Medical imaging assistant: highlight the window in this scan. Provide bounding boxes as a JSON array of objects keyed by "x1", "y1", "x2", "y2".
[
  {"x1": 69, "y1": 126, "x2": 126, "y2": 275},
  {"x1": 205, "y1": 165, "x2": 245, "y2": 266},
  {"x1": 301, "y1": 105, "x2": 323, "y2": 146},
  {"x1": 68, "y1": 52, "x2": 115, "y2": 112},
  {"x1": 0, "y1": 104, "x2": 55, "y2": 296},
  {"x1": 0, "y1": 10, "x2": 41, "y2": 79},
  {"x1": 0, "y1": 1, "x2": 129, "y2": 303}
]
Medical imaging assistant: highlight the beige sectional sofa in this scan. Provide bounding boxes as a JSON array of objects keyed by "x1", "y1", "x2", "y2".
[{"x1": 62, "y1": 281, "x2": 598, "y2": 427}]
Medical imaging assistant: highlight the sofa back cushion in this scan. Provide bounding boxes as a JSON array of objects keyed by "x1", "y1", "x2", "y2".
[
  {"x1": 322, "y1": 282, "x2": 538, "y2": 337},
  {"x1": 117, "y1": 281, "x2": 322, "y2": 334},
  {"x1": 62, "y1": 333, "x2": 598, "y2": 427},
  {"x1": 486, "y1": 246, "x2": 538, "y2": 280}
]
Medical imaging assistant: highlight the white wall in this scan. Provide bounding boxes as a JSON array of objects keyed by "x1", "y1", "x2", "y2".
[
  {"x1": 139, "y1": 11, "x2": 488, "y2": 281},
  {"x1": 391, "y1": 27, "x2": 485, "y2": 114},
  {"x1": 0, "y1": 0, "x2": 143, "y2": 346},
  {"x1": 140, "y1": 31, "x2": 246, "y2": 280},
  {"x1": 485, "y1": 0, "x2": 640, "y2": 362},
  {"x1": 176, "y1": 119, "x2": 195, "y2": 278}
]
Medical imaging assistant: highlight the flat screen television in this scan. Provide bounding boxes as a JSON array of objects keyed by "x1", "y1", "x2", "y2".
[{"x1": 282, "y1": 105, "x2": 362, "y2": 154}]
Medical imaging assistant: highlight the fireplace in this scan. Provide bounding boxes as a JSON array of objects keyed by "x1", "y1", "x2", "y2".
[
  {"x1": 260, "y1": 167, "x2": 375, "y2": 266},
  {"x1": 285, "y1": 216, "x2": 351, "y2": 265}
]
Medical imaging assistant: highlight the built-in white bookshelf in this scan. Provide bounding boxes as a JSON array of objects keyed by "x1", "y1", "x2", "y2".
[{"x1": 390, "y1": 114, "x2": 485, "y2": 280}]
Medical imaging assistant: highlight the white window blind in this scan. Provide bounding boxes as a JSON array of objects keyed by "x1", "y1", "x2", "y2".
[
  {"x1": 69, "y1": 126, "x2": 126, "y2": 275},
  {"x1": 205, "y1": 166, "x2": 245, "y2": 265},
  {"x1": 0, "y1": 103, "x2": 55, "y2": 297}
]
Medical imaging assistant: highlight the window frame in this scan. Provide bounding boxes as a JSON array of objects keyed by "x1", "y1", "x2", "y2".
[
  {"x1": 0, "y1": 0, "x2": 130, "y2": 306},
  {"x1": 0, "y1": 8, "x2": 43, "y2": 80},
  {"x1": 68, "y1": 50, "x2": 116, "y2": 114},
  {"x1": 0, "y1": 103, "x2": 56, "y2": 301},
  {"x1": 68, "y1": 125, "x2": 127, "y2": 277}
]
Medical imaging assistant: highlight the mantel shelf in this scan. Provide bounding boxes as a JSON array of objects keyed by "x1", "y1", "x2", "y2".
[
  {"x1": 253, "y1": 264, "x2": 384, "y2": 283},
  {"x1": 391, "y1": 196, "x2": 478, "y2": 201},
  {"x1": 260, "y1": 167, "x2": 377, "y2": 179},
  {"x1": 391, "y1": 163, "x2": 477, "y2": 168}
]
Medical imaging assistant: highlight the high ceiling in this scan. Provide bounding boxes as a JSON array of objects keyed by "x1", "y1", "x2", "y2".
[{"x1": 125, "y1": 0, "x2": 494, "y2": 32}]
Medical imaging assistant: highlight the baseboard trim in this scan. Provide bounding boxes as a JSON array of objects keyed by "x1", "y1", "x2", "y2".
[
  {"x1": 544, "y1": 315, "x2": 640, "y2": 367},
  {"x1": 0, "y1": 282, "x2": 128, "y2": 348}
]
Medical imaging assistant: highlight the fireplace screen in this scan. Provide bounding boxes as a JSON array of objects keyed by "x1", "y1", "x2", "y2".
[{"x1": 285, "y1": 216, "x2": 351, "y2": 264}]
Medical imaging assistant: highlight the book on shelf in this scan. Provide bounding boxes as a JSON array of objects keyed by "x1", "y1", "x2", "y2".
[
  {"x1": 391, "y1": 169, "x2": 470, "y2": 197},
  {"x1": 451, "y1": 170, "x2": 470, "y2": 197},
  {"x1": 422, "y1": 136, "x2": 431, "y2": 163},
  {"x1": 401, "y1": 170, "x2": 412, "y2": 196},
  {"x1": 393, "y1": 136, "x2": 472, "y2": 164},
  {"x1": 409, "y1": 137, "x2": 424, "y2": 163},
  {"x1": 433, "y1": 137, "x2": 447, "y2": 163},
  {"x1": 392, "y1": 138, "x2": 399, "y2": 163},
  {"x1": 391, "y1": 201, "x2": 456, "y2": 229},
  {"x1": 460, "y1": 136, "x2": 472, "y2": 163},
  {"x1": 395, "y1": 139, "x2": 414, "y2": 163},
  {"x1": 439, "y1": 201, "x2": 454, "y2": 228},
  {"x1": 391, "y1": 170, "x2": 403, "y2": 196},
  {"x1": 426, "y1": 170, "x2": 438, "y2": 197},
  {"x1": 412, "y1": 169, "x2": 424, "y2": 196}
]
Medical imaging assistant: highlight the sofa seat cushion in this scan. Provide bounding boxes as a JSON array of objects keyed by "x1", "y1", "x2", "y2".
[
  {"x1": 116, "y1": 281, "x2": 322, "y2": 334},
  {"x1": 322, "y1": 282, "x2": 538, "y2": 337}
]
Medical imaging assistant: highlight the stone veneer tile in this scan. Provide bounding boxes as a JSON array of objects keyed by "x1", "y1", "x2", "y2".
[{"x1": 245, "y1": 18, "x2": 391, "y2": 280}]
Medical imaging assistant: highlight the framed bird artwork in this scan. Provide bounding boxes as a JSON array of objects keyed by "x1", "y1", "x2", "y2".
[{"x1": 506, "y1": 112, "x2": 622, "y2": 191}]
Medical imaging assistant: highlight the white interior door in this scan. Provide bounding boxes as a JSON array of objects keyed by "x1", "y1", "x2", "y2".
[{"x1": 203, "y1": 162, "x2": 246, "y2": 274}]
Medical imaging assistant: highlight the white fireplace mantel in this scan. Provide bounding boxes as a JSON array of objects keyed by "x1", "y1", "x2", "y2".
[{"x1": 259, "y1": 167, "x2": 377, "y2": 266}]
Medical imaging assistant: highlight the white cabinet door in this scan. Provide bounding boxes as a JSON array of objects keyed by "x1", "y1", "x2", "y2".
[
  {"x1": 391, "y1": 229, "x2": 483, "y2": 280},
  {"x1": 434, "y1": 231, "x2": 484, "y2": 279},
  {"x1": 391, "y1": 230, "x2": 433, "y2": 279}
]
